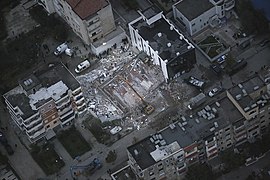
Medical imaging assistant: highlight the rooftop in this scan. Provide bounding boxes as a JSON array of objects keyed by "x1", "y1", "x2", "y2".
[
  {"x1": 66, "y1": 0, "x2": 108, "y2": 20},
  {"x1": 174, "y1": 0, "x2": 214, "y2": 21},
  {"x1": 229, "y1": 75, "x2": 266, "y2": 109},
  {"x1": 132, "y1": 17, "x2": 194, "y2": 61},
  {"x1": 141, "y1": 5, "x2": 162, "y2": 19},
  {"x1": 19, "y1": 74, "x2": 40, "y2": 92},
  {"x1": 4, "y1": 64, "x2": 80, "y2": 119},
  {"x1": 127, "y1": 95, "x2": 243, "y2": 169}
]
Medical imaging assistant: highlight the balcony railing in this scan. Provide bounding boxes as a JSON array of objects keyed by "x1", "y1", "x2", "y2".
[{"x1": 224, "y1": 0, "x2": 235, "y2": 11}]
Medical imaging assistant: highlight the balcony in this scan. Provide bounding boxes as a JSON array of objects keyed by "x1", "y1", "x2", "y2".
[
  {"x1": 24, "y1": 116, "x2": 42, "y2": 127},
  {"x1": 57, "y1": 99, "x2": 71, "y2": 109},
  {"x1": 60, "y1": 109, "x2": 74, "y2": 119},
  {"x1": 24, "y1": 119, "x2": 43, "y2": 130},
  {"x1": 72, "y1": 88, "x2": 82, "y2": 96},
  {"x1": 224, "y1": 0, "x2": 235, "y2": 11},
  {"x1": 76, "y1": 97, "x2": 85, "y2": 105},
  {"x1": 28, "y1": 127, "x2": 46, "y2": 140},
  {"x1": 206, "y1": 143, "x2": 217, "y2": 152},
  {"x1": 37, "y1": 0, "x2": 46, "y2": 9},
  {"x1": 60, "y1": 112, "x2": 75, "y2": 124},
  {"x1": 26, "y1": 122, "x2": 44, "y2": 134},
  {"x1": 56, "y1": 94, "x2": 69, "y2": 106},
  {"x1": 58, "y1": 105, "x2": 72, "y2": 116}
]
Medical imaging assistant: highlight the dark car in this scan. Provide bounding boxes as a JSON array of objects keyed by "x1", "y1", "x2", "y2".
[
  {"x1": 260, "y1": 39, "x2": 269, "y2": 47},
  {"x1": 210, "y1": 65, "x2": 222, "y2": 75}
]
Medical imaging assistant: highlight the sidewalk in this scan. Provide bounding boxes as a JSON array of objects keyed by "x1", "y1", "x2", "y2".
[{"x1": 0, "y1": 102, "x2": 46, "y2": 180}]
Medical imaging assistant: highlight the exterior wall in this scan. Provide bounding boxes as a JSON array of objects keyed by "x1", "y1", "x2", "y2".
[
  {"x1": 4, "y1": 85, "x2": 86, "y2": 143},
  {"x1": 173, "y1": 0, "x2": 228, "y2": 36},
  {"x1": 39, "y1": 0, "x2": 115, "y2": 46},
  {"x1": 90, "y1": 28, "x2": 127, "y2": 55},
  {"x1": 188, "y1": 7, "x2": 217, "y2": 36},
  {"x1": 97, "y1": 4, "x2": 116, "y2": 39},
  {"x1": 37, "y1": 0, "x2": 55, "y2": 14},
  {"x1": 129, "y1": 15, "x2": 195, "y2": 82}
]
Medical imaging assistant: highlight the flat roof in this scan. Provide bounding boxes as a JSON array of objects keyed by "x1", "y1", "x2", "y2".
[
  {"x1": 66, "y1": 0, "x2": 108, "y2": 20},
  {"x1": 229, "y1": 75, "x2": 265, "y2": 109},
  {"x1": 141, "y1": 5, "x2": 162, "y2": 19},
  {"x1": 5, "y1": 86, "x2": 37, "y2": 119},
  {"x1": 127, "y1": 95, "x2": 243, "y2": 169},
  {"x1": 127, "y1": 137, "x2": 156, "y2": 170},
  {"x1": 131, "y1": 17, "x2": 194, "y2": 61},
  {"x1": 174, "y1": 0, "x2": 214, "y2": 21},
  {"x1": 4, "y1": 64, "x2": 80, "y2": 119}
]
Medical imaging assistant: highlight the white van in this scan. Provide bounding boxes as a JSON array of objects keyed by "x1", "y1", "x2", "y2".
[
  {"x1": 54, "y1": 43, "x2": 68, "y2": 56},
  {"x1": 75, "y1": 60, "x2": 90, "y2": 73}
]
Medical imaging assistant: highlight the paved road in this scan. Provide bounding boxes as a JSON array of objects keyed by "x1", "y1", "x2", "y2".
[
  {"x1": 218, "y1": 151, "x2": 270, "y2": 180},
  {"x1": 0, "y1": 102, "x2": 46, "y2": 180},
  {"x1": 48, "y1": 115, "x2": 156, "y2": 180}
]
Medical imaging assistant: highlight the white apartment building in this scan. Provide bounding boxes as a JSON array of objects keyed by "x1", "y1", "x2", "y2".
[
  {"x1": 129, "y1": 5, "x2": 196, "y2": 82},
  {"x1": 37, "y1": 0, "x2": 126, "y2": 55},
  {"x1": 3, "y1": 65, "x2": 86, "y2": 143},
  {"x1": 126, "y1": 73, "x2": 270, "y2": 179},
  {"x1": 173, "y1": 0, "x2": 235, "y2": 36}
]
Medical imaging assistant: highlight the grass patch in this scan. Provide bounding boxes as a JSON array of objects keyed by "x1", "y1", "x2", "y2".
[
  {"x1": 199, "y1": 35, "x2": 218, "y2": 45},
  {"x1": 57, "y1": 126, "x2": 91, "y2": 158},
  {"x1": 83, "y1": 115, "x2": 112, "y2": 144},
  {"x1": 30, "y1": 143, "x2": 64, "y2": 175},
  {"x1": 207, "y1": 45, "x2": 222, "y2": 58}
]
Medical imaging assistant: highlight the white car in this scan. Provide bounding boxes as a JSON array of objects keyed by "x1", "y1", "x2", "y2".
[
  {"x1": 208, "y1": 87, "x2": 221, "y2": 97},
  {"x1": 110, "y1": 126, "x2": 122, "y2": 135},
  {"x1": 54, "y1": 42, "x2": 68, "y2": 56},
  {"x1": 75, "y1": 60, "x2": 90, "y2": 73}
]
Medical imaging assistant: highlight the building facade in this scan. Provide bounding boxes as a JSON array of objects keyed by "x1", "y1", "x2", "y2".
[
  {"x1": 37, "y1": 0, "x2": 126, "y2": 55},
  {"x1": 173, "y1": 0, "x2": 235, "y2": 36},
  {"x1": 128, "y1": 5, "x2": 196, "y2": 82},
  {"x1": 3, "y1": 65, "x2": 86, "y2": 143},
  {"x1": 127, "y1": 74, "x2": 270, "y2": 179}
]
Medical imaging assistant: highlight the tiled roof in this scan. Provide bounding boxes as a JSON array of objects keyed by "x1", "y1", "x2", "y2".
[{"x1": 66, "y1": 0, "x2": 108, "y2": 20}]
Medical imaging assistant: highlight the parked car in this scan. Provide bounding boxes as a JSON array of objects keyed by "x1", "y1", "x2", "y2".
[
  {"x1": 210, "y1": 64, "x2": 222, "y2": 75},
  {"x1": 75, "y1": 60, "x2": 91, "y2": 73},
  {"x1": 208, "y1": 87, "x2": 222, "y2": 97},
  {"x1": 54, "y1": 42, "x2": 68, "y2": 56},
  {"x1": 185, "y1": 76, "x2": 205, "y2": 89},
  {"x1": 260, "y1": 39, "x2": 269, "y2": 47},
  {"x1": 217, "y1": 55, "x2": 226, "y2": 64}
]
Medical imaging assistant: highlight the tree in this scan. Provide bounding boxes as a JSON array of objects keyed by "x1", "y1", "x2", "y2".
[
  {"x1": 105, "y1": 150, "x2": 117, "y2": 163},
  {"x1": 220, "y1": 150, "x2": 245, "y2": 171},
  {"x1": 185, "y1": 163, "x2": 215, "y2": 180},
  {"x1": 235, "y1": 0, "x2": 269, "y2": 34},
  {"x1": 0, "y1": 151, "x2": 8, "y2": 165}
]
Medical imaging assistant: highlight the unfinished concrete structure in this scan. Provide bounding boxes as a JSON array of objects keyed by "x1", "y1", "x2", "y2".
[
  {"x1": 129, "y1": 5, "x2": 196, "y2": 82},
  {"x1": 3, "y1": 64, "x2": 86, "y2": 143}
]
